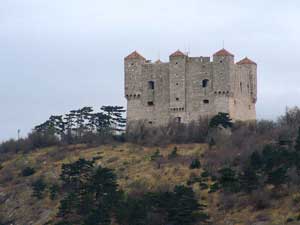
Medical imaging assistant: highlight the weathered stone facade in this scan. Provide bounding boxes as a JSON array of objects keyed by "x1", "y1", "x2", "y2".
[{"x1": 124, "y1": 49, "x2": 257, "y2": 127}]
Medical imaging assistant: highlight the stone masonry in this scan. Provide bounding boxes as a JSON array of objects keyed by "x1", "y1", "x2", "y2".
[{"x1": 124, "y1": 48, "x2": 257, "y2": 127}]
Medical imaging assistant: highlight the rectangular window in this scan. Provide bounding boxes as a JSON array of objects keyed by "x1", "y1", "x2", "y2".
[
  {"x1": 147, "y1": 101, "x2": 154, "y2": 106},
  {"x1": 148, "y1": 81, "x2": 155, "y2": 90}
]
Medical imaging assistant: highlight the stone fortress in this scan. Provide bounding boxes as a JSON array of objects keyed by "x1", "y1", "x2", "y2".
[{"x1": 124, "y1": 48, "x2": 257, "y2": 126}]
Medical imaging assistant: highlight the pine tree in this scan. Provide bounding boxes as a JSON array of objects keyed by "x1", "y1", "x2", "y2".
[
  {"x1": 209, "y1": 112, "x2": 233, "y2": 129},
  {"x1": 166, "y1": 185, "x2": 201, "y2": 225},
  {"x1": 218, "y1": 167, "x2": 240, "y2": 192},
  {"x1": 266, "y1": 166, "x2": 288, "y2": 187}
]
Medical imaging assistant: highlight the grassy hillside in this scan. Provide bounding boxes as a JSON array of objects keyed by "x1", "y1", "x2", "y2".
[{"x1": 1, "y1": 143, "x2": 300, "y2": 225}]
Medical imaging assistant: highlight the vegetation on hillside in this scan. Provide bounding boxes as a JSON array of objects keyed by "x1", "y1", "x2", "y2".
[{"x1": 1, "y1": 106, "x2": 300, "y2": 224}]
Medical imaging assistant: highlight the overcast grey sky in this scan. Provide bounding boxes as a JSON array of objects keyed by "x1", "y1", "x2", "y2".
[{"x1": 1, "y1": 0, "x2": 300, "y2": 141}]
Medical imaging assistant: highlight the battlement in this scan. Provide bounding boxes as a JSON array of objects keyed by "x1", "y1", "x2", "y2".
[{"x1": 124, "y1": 48, "x2": 257, "y2": 126}]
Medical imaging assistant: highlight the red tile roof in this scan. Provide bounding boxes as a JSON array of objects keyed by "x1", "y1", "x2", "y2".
[
  {"x1": 213, "y1": 48, "x2": 234, "y2": 57},
  {"x1": 237, "y1": 57, "x2": 257, "y2": 65},
  {"x1": 125, "y1": 51, "x2": 146, "y2": 60},
  {"x1": 170, "y1": 50, "x2": 186, "y2": 57}
]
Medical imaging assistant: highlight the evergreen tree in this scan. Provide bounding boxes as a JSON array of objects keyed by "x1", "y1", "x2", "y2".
[
  {"x1": 166, "y1": 185, "x2": 201, "y2": 225},
  {"x1": 32, "y1": 178, "x2": 47, "y2": 199},
  {"x1": 209, "y1": 112, "x2": 233, "y2": 129},
  {"x1": 250, "y1": 151, "x2": 263, "y2": 171},
  {"x1": 101, "y1": 106, "x2": 126, "y2": 132},
  {"x1": 218, "y1": 167, "x2": 240, "y2": 192},
  {"x1": 57, "y1": 159, "x2": 120, "y2": 225},
  {"x1": 189, "y1": 159, "x2": 201, "y2": 169},
  {"x1": 49, "y1": 184, "x2": 60, "y2": 200},
  {"x1": 266, "y1": 166, "x2": 288, "y2": 187},
  {"x1": 60, "y1": 158, "x2": 94, "y2": 190}
]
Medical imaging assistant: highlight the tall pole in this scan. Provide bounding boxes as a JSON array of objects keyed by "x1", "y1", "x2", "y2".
[{"x1": 17, "y1": 129, "x2": 20, "y2": 140}]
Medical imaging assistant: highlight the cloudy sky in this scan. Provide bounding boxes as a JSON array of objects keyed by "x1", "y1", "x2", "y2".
[{"x1": 1, "y1": 0, "x2": 300, "y2": 141}]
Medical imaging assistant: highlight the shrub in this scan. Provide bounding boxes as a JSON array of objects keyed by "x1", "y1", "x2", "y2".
[
  {"x1": 21, "y1": 167, "x2": 36, "y2": 177},
  {"x1": 189, "y1": 159, "x2": 201, "y2": 169},
  {"x1": 150, "y1": 149, "x2": 162, "y2": 161},
  {"x1": 49, "y1": 184, "x2": 60, "y2": 200},
  {"x1": 168, "y1": 147, "x2": 178, "y2": 159},
  {"x1": 209, "y1": 183, "x2": 219, "y2": 193},
  {"x1": 201, "y1": 170, "x2": 209, "y2": 178},
  {"x1": 32, "y1": 178, "x2": 47, "y2": 199},
  {"x1": 218, "y1": 167, "x2": 240, "y2": 193}
]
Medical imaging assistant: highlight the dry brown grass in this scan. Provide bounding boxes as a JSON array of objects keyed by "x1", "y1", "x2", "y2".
[{"x1": 0, "y1": 143, "x2": 300, "y2": 225}]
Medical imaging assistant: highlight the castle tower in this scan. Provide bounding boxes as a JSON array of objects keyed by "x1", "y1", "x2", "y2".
[
  {"x1": 124, "y1": 51, "x2": 146, "y2": 123},
  {"x1": 212, "y1": 48, "x2": 235, "y2": 114},
  {"x1": 169, "y1": 50, "x2": 187, "y2": 122},
  {"x1": 236, "y1": 57, "x2": 257, "y2": 104}
]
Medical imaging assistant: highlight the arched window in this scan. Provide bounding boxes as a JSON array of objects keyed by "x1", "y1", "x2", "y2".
[
  {"x1": 202, "y1": 79, "x2": 209, "y2": 88},
  {"x1": 148, "y1": 81, "x2": 155, "y2": 90}
]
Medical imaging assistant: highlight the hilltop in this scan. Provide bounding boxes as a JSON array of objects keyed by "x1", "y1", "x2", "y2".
[{"x1": 1, "y1": 107, "x2": 300, "y2": 225}]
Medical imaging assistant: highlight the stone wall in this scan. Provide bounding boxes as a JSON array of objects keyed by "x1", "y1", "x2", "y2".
[{"x1": 124, "y1": 49, "x2": 257, "y2": 127}]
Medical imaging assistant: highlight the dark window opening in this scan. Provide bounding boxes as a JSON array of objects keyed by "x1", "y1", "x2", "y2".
[
  {"x1": 176, "y1": 97, "x2": 179, "y2": 101},
  {"x1": 147, "y1": 101, "x2": 154, "y2": 106},
  {"x1": 202, "y1": 79, "x2": 209, "y2": 88},
  {"x1": 203, "y1": 99, "x2": 209, "y2": 104},
  {"x1": 240, "y1": 82, "x2": 243, "y2": 92},
  {"x1": 148, "y1": 81, "x2": 155, "y2": 90},
  {"x1": 148, "y1": 121, "x2": 153, "y2": 124},
  {"x1": 175, "y1": 117, "x2": 181, "y2": 123},
  {"x1": 175, "y1": 62, "x2": 178, "y2": 64},
  {"x1": 176, "y1": 83, "x2": 179, "y2": 86},
  {"x1": 220, "y1": 60, "x2": 223, "y2": 63}
]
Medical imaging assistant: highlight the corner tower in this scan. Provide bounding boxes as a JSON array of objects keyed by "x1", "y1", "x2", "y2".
[{"x1": 124, "y1": 51, "x2": 146, "y2": 123}]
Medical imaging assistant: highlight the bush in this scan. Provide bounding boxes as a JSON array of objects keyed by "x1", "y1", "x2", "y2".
[
  {"x1": 49, "y1": 184, "x2": 60, "y2": 200},
  {"x1": 32, "y1": 178, "x2": 47, "y2": 199},
  {"x1": 209, "y1": 183, "x2": 219, "y2": 193},
  {"x1": 150, "y1": 149, "x2": 162, "y2": 161},
  {"x1": 189, "y1": 159, "x2": 201, "y2": 169},
  {"x1": 21, "y1": 167, "x2": 36, "y2": 177},
  {"x1": 168, "y1": 147, "x2": 178, "y2": 159}
]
